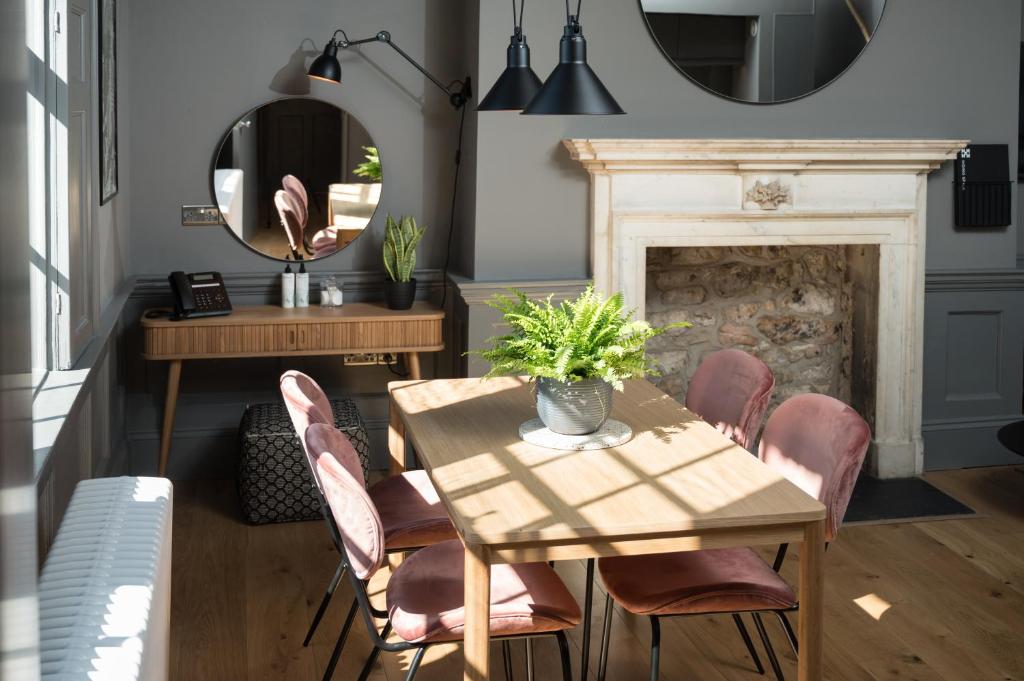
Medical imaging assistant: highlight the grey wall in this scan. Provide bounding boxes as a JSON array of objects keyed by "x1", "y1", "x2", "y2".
[
  {"x1": 472, "y1": 0, "x2": 1020, "y2": 280},
  {"x1": 126, "y1": 0, "x2": 469, "y2": 277},
  {"x1": 464, "y1": 0, "x2": 1024, "y2": 470},
  {"x1": 119, "y1": 0, "x2": 474, "y2": 478},
  {"x1": 1, "y1": 0, "x2": 40, "y2": 673}
]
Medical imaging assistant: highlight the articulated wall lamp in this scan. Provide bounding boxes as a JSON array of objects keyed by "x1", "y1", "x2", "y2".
[
  {"x1": 478, "y1": 0, "x2": 542, "y2": 111},
  {"x1": 521, "y1": 0, "x2": 623, "y2": 115},
  {"x1": 308, "y1": 29, "x2": 472, "y2": 110}
]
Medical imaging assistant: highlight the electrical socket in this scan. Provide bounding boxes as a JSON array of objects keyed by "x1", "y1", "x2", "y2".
[
  {"x1": 181, "y1": 205, "x2": 223, "y2": 226},
  {"x1": 342, "y1": 353, "x2": 399, "y2": 367}
]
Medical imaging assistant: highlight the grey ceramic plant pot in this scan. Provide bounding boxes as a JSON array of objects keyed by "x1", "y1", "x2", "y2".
[{"x1": 535, "y1": 377, "x2": 614, "y2": 435}]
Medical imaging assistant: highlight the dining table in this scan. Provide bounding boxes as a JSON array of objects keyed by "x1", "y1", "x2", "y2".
[{"x1": 387, "y1": 376, "x2": 827, "y2": 681}]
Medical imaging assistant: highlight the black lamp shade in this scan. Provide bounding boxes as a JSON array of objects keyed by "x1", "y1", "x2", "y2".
[
  {"x1": 522, "y1": 25, "x2": 624, "y2": 115},
  {"x1": 478, "y1": 36, "x2": 543, "y2": 111},
  {"x1": 308, "y1": 40, "x2": 342, "y2": 84}
]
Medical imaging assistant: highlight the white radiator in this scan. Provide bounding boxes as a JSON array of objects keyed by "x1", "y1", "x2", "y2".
[{"x1": 38, "y1": 477, "x2": 173, "y2": 681}]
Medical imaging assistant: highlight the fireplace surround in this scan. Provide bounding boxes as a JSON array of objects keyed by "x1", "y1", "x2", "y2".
[{"x1": 565, "y1": 139, "x2": 967, "y2": 478}]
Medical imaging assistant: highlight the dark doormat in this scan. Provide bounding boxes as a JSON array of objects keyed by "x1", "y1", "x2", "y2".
[{"x1": 843, "y1": 474, "x2": 976, "y2": 526}]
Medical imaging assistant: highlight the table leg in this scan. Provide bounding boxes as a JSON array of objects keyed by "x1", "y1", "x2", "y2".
[
  {"x1": 388, "y1": 395, "x2": 406, "y2": 477},
  {"x1": 157, "y1": 359, "x2": 182, "y2": 477},
  {"x1": 464, "y1": 542, "x2": 491, "y2": 681},
  {"x1": 798, "y1": 519, "x2": 825, "y2": 681},
  {"x1": 405, "y1": 352, "x2": 422, "y2": 380}
]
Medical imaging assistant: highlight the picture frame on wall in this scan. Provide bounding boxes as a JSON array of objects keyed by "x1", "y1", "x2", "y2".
[{"x1": 99, "y1": 0, "x2": 118, "y2": 204}]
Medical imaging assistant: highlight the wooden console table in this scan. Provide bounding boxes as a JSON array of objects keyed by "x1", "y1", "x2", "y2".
[{"x1": 142, "y1": 302, "x2": 444, "y2": 476}]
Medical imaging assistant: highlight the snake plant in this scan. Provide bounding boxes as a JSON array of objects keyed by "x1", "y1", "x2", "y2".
[{"x1": 382, "y1": 214, "x2": 426, "y2": 282}]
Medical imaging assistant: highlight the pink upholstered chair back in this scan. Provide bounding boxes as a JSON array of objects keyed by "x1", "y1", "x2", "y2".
[
  {"x1": 281, "y1": 175, "x2": 308, "y2": 228},
  {"x1": 685, "y1": 349, "x2": 775, "y2": 451},
  {"x1": 280, "y1": 370, "x2": 337, "y2": 491},
  {"x1": 306, "y1": 423, "x2": 385, "y2": 580},
  {"x1": 274, "y1": 190, "x2": 304, "y2": 254},
  {"x1": 758, "y1": 394, "x2": 871, "y2": 541}
]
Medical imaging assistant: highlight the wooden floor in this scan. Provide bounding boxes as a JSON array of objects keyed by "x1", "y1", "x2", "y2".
[{"x1": 170, "y1": 466, "x2": 1024, "y2": 681}]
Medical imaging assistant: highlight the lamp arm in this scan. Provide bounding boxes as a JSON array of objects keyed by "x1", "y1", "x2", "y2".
[{"x1": 332, "y1": 29, "x2": 472, "y2": 109}]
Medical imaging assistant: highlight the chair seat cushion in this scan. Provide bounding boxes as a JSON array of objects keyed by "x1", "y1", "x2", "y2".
[
  {"x1": 369, "y1": 470, "x2": 457, "y2": 550},
  {"x1": 387, "y1": 540, "x2": 582, "y2": 644},
  {"x1": 598, "y1": 548, "x2": 796, "y2": 616}
]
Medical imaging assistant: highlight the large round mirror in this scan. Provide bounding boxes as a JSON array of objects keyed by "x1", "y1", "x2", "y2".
[
  {"x1": 211, "y1": 98, "x2": 382, "y2": 261},
  {"x1": 639, "y1": 0, "x2": 885, "y2": 104}
]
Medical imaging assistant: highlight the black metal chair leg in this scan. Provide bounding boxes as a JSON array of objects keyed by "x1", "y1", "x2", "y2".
[
  {"x1": 776, "y1": 611, "x2": 799, "y2": 656},
  {"x1": 321, "y1": 598, "x2": 358, "y2": 681},
  {"x1": 526, "y1": 638, "x2": 535, "y2": 681},
  {"x1": 305, "y1": 561, "x2": 346, "y2": 646},
  {"x1": 581, "y1": 558, "x2": 595, "y2": 680},
  {"x1": 356, "y1": 622, "x2": 392, "y2": 681},
  {"x1": 597, "y1": 594, "x2": 614, "y2": 681},
  {"x1": 404, "y1": 647, "x2": 427, "y2": 681},
  {"x1": 752, "y1": 613, "x2": 786, "y2": 681},
  {"x1": 502, "y1": 640, "x2": 514, "y2": 681},
  {"x1": 732, "y1": 613, "x2": 766, "y2": 674},
  {"x1": 649, "y1": 617, "x2": 661, "y2": 681},
  {"x1": 555, "y1": 631, "x2": 573, "y2": 681}
]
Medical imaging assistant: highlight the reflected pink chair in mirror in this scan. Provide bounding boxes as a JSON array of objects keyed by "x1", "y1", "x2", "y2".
[
  {"x1": 306, "y1": 422, "x2": 581, "y2": 681},
  {"x1": 279, "y1": 370, "x2": 457, "y2": 679},
  {"x1": 274, "y1": 189, "x2": 304, "y2": 261},
  {"x1": 595, "y1": 393, "x2": 871, "y2": 681},
  {"x1": 281, "y1": 174, "x2": 309, "y2": 230}
]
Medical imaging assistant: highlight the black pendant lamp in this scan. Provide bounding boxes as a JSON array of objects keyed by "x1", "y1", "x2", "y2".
[
  {"x1": 522, "y1": 0, "x2": 624, "y2": 115},
  {"x1": 478, "y1": 0, "x2": 542, "y2": 111}
]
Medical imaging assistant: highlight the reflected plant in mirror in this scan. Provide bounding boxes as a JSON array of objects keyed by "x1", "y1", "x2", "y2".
[
  {"x1": 639, "y1": 0, "x2": 885, "y2": 104},
  {"x1": 211, "y1": 97, "x2": 383, "y2": 261}
]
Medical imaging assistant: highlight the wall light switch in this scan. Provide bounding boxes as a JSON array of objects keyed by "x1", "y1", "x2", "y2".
[{"x1": 181, "y1": 205, "x2": 223, "y2": 226}]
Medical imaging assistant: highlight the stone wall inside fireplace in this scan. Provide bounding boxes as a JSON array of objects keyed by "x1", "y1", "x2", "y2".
[{"x1": 645, "y1": 245, "x2": 856, "y2": 412}]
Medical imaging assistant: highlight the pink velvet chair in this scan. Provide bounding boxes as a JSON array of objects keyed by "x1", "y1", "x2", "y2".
[
  {"x1": 279, "y1": 370, "x2": 457, "y2": 660},
  {"x1": 306, "y1": 422, "x2": 581, "y2": 681},
  {"x1": 686, "y1": 348, "x2": 775, "y2": 451},
  {"x1": 595, "y1": 393, "x2": 871, "y2": 681}
]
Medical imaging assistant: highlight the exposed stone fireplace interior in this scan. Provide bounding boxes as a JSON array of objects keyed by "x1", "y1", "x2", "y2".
[
  {"x1": 646, "y1": 244, "x2": 880, "y2": 437},
  {"x1": 565, "y1": 138, "x2": 967, "y2": 477}
]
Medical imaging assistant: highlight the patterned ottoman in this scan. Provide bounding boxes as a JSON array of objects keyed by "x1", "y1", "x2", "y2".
[{"x1": 237, "y1": 399, "x2": 371, "y2": 525}]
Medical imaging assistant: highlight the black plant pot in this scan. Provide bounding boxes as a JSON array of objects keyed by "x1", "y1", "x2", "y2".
[{"x1": 384, "y1": 279, "x2": 417, "y2": 310}]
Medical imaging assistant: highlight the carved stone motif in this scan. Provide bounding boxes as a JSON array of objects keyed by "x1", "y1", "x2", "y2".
[{"x1": 745, "y1": 180, "x2": 791, "y2": 210}]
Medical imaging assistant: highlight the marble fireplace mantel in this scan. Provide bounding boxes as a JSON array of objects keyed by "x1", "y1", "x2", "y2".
[{"x1": 564, "y1": 138, "x2": 967, "y2": 478}]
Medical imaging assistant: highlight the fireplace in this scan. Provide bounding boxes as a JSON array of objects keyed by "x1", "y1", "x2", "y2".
[{"x1": 565, "y1": 139, "x2": 966, "y2": 478}]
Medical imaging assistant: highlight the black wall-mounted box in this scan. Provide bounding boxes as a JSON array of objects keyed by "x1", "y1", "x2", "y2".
[{"x1": 954, "y1": 144, "x2": 1011, "y2": 228}]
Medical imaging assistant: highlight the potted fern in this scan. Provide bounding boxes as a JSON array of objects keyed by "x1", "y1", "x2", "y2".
[
  {"x1": 475, "y1": 286, "x2": 688, "y2": 435},
  {"x1": 382, "y1": 214, "x2": 425, "y2": 310}
]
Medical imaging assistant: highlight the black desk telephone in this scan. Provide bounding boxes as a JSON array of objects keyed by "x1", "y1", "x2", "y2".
[{"x1": 168, "y1": 271, "x2": 232, "y2": 320}]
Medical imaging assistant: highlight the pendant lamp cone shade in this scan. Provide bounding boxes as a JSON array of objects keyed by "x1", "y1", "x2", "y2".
[
  {"x1": 478, "y1": 36, "x2": 543, "y2": 111},
  {"x1": 308, "y1": 40, "x2": 342, "y2": 84},
  {"x1": 522, "y1": 24, "x2": 624, "y2": 115}
]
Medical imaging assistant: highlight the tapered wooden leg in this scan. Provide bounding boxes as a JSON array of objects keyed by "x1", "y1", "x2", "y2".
[
  {"x1": 797, "y1": 519, "x2": 825, "y2": 681},
  {"x1": 388, "y1": 395, "x2": 406, "y2": 477},
  {"x1": 405, "y1": 352, "x2": 422, "y2": 380},
  {"x1": 157, "y1": 360, "x2": 182, "y2": 477},
  {"x1": 464, "y1": 542, "x2": 491, "y2": 681}
]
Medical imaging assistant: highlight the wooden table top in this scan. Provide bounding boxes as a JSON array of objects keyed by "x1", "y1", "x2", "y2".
[
  {"x1": 141, "y1": 302, "x2": 444, "y2": 328},
  {"x1": 389, "y1": 377, "x2": 826, "y2": 547}
]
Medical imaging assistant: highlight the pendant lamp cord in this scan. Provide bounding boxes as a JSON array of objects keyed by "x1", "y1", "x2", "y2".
[
  {"x1": 512, "y1": 0, "x2": 525, "y2": 34},
  {"x1": 565, "y1": 0, "x2": 583, "y2": 26},
  {"x1": 439, "y1": 100, "x2": 467, "y2": 311}
]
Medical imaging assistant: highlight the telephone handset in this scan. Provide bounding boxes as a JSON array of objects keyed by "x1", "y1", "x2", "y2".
[{"x1": 168, "y1": 271, "x2": 233, "y2": 320}]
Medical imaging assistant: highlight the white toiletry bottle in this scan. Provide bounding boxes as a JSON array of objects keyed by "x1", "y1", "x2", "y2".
[
  {"x1": 281, "y1": 262, "x2": 295, "y2": 308},
  {"x1": 296, "y1": 258, "x2": 309, "y2": 308}
]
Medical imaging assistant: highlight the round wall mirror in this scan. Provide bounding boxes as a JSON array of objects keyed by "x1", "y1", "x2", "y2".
[
  {"x1": 211, "y1": 98, "x2": 382, "y2": 261},
  {"x1": 638, "y1": 0, "x2": 885, "y2": 104}
]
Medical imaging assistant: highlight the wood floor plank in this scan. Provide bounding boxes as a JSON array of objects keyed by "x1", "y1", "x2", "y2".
[{"x1": 170, "y1": 468, "x2": 1024, "y2": 681}]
